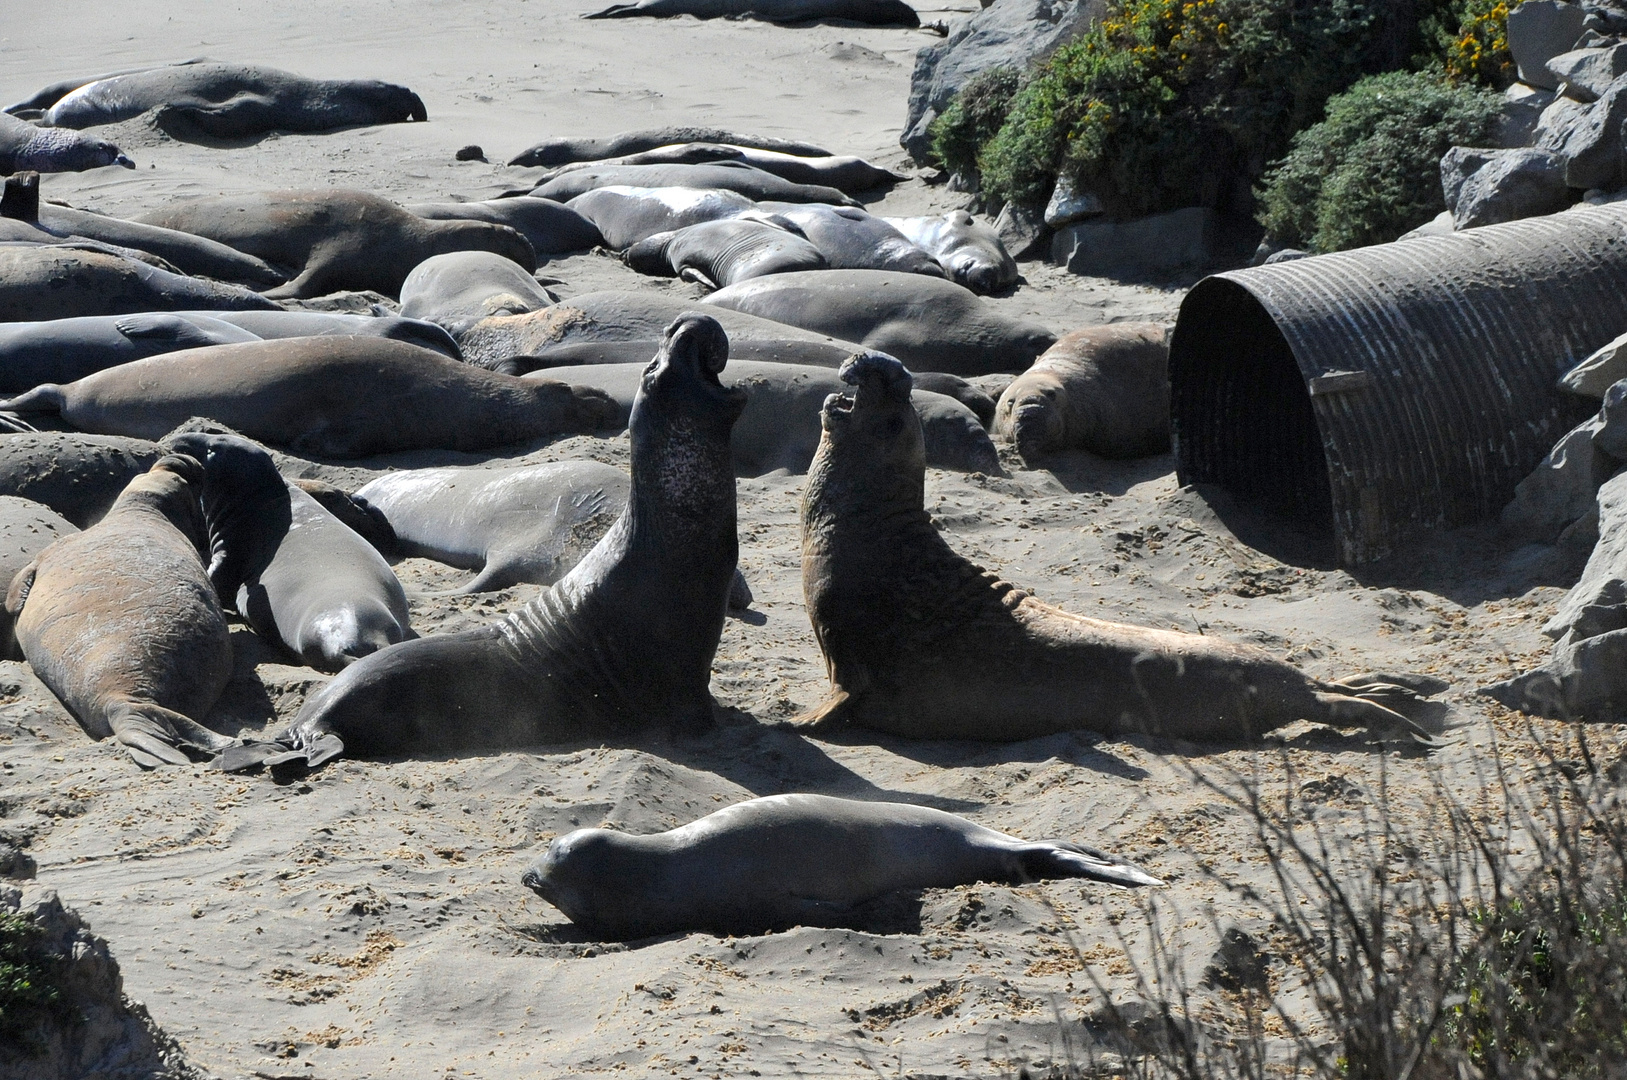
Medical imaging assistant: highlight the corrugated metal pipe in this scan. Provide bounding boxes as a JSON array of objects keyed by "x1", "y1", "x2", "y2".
[{"x1": 1169, "y1": 205, "x2": 1627, "y2": 566}]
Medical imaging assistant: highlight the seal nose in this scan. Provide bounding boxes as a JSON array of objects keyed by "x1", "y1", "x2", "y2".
[
  {"x1": 521, "y1": 868, "x2": 544, "y2": 892},
  {"x1": 663, "y1": 313, "x2": 730, "y2": 376},
  {"x1": 838, "y1": 351, "x2": 912, "y2": 402}
]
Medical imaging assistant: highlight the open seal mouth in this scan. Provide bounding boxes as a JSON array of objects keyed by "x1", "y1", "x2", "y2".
[
  {"x1": 644, "y1": 312, "x2": 743, "y2": 404},
  {"x1": 823, "y1": 350, "x2": 913, "y2": 424}
]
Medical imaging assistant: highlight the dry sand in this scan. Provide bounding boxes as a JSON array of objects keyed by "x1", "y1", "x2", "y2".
[{"x1": 0, "y1": 2, "x2": 1618, "y2": 1077}]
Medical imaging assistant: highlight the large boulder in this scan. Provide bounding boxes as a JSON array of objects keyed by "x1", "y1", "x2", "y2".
[
  {"x1": 1547, "y1": 42, "x2": 1627, "y2": 101},
  {"x1": 1560, "y1": 74, "x2": 1627, "y2": 189},
  {"x1": 1508, "y1": 0, "x2": 1589, "y2": 90},
  {"x1": 902, "y1": 0, "x2": 1105, "y2": 163},
  {"x1": 1562, "y1": 328, "x2": 1627, "y2": 397},
  {"x1": 1441, "y1": 146, "x2": 1571, "y2": 228},
  {"x1": 1500, "y1": 408, "x2": 1621, "y2": 541},
  {"x1": 1534, "y1": 89, "x2": 1595, "y2": 150},
  {"x1": 1498, "y1": 82, "x2": 1558, "y2": 147},
  {"x1": 1049, "y1": 206, "x2": 1215, "y2": 277}
]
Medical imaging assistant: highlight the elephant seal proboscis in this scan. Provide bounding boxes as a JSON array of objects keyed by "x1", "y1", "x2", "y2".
[
  {"x1": 0, "y1": 313, "x2": 260, "y2": 393},
  {"x1": 530, "y1": 162, "x2": 856, "y2": 207},
  {"x1": 703, "y1": 269, "x2": 1056, "y2": 375},
  {"x1": 0, "y1": 432, "x2": 162, "y2": 527},
  {"x1": 7, "y1": 455, "x2": 235, "y2": 767},
  {"x1": 173, "y1": 310, "x2": 462, "y2": 360},
  {"x1": 35, "y1": 203, "x2": 286, "y2": 287},
  {"x1": 163, "y1": 431, "x2": 410, "y2": 671},
  {"x1": 758, "y1": 202, "x2": 944, "y2": 278},
  {"x1": 0, "y1": 245, "x2": 279, "y2": 321},
  {"x1": 538, "y1": 143, "x2": 902, "y2": 196},
  {"x1": 0, "y1": 496, "x2": 78, "y2": 659},
  {"x1": 217, "y1": 314, "x2": 747, "y2": 773},
  {"x1": 40, "y1": 63, "x2": 426, "y2": 136},
  {"x1": 795, "y1": 351, "x2": 1444, "y2": 743},
  {"x1": 407, "y1": 198, "x2": 603, "y2": 255},
  {"x1": 0, "y1": 114, "x2": 132, "y2": 175},
  {"x1": 522, "y1": 793, "x2": 1162, "y2": 939},
  {"x1": 885, "y1": 211, "x2": 1018, "y2": 295},
  {"x1": 994, "y1": 324, "x2": 1170, "y2": 460},
  {"x1": 510, "y1": 128, "x2": 831, "y2": 168},
  {"x1": 625, "y1": 216, "x2": 827, "y2": 288},
  {"x1": 399, "y1": 251, "x2": 555, "y2": 335},
  {"x1": 583, "y1": 0, "x2": 919, "y2": 25},
  {"x1": 0, "y1": 336, "x2": 617, "y2": 458},
  {"x1": 138, "y1": 190, "x2": 535, "y2": 300},
  {"x1": 565, "y1": 186, "x2": 757, "y2": 250}
]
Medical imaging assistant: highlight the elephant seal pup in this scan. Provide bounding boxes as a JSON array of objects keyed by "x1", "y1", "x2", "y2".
[
  {"x1": 0, "y1": 336, "x2": 617, "y2": 458},
  {"x1": 137, "y1": 190, "x2": 535, "y2": 300},
  {"x1": 510, "y1": 128, "x2": 831, "y2": 168},
  {"x1": 566, "y1": 186, "x2": 756, "y2": 250},
  {"x1": 0, "y1": 497, "x2": 77, "y2": 659},
  {"x1": 703, "y1": 269, "x2": 1056, "y2": 375},
  {"x1": 41, "y1": 63, "x2": 426, "y2": 136},
  {"x1": 885, "y1": 211, "x2": 1018, "y2": 295},
  {"x1": 407, "y1": 198, "x2": 603, "y2": 255},
  {"x1": 0, "y1": 245, "x2": 279, "y2": 321},
  {"x1": 530, "y1": 163, "x2": 856, "y2": 207},
  {"x1": 522, "y1": 793, "x2": 1161, "y2": 939},
  {"x1": 35, "y1": 203, "x2": 285, "y2": 287},
  {"x1": 541, "y1": 143, "x2": 902, "y2": 196},
  {"x1": 219, "y1": 314, "x2": 747, "y2": 772},
  {"x1": 0, "y1": 432, "x2": 161, "y2": 527},
  {"x1": 796, "y1": 352, "x2": 1442, "y2": 743},
  {"x1": 0, "y1": 313, "x2": 259, "y2": 393},
  {"x1": 164, "y1": 432, "x2": 410, "y2": 671},
  {"x1": 626, "y1": 216, "x2": 827, "y2": 288},
  {"x1": 7, "y1": 455, "x2": 235, "y2": 767},
  {"x1": 399, "y1": 251, "x2": 555, "y2": 335},
  {"x1": 585, "y1": 0, "x2": 919, "y2": 25},
  {"x1": 995, "y1": 324, "x2": 1170, "y2": 460},
  {"x1": 758, "y1": 202, "x2": 944, "y2": 278},
  {"x1": 174, "y1": 310, "x2": 462, "y2": 360},
  {"x1": 0, "y1": 114, "x2": 133, "y2": 174}
]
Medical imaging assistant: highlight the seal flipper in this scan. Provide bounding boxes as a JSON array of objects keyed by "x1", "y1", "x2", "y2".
[
  {"x1": 789, "y1": 688, "x2": 857, "y2": 733},
  {"x1": 212, "y1": 731, "x2": 344, "y2": 774},
  {"x1": 1016, "y1": 842, "x2": 1164, "y2": 888},
  {"x1": 1313, "y1": 691, "x2": 1437, "y2": 745},
  {"x1": 106, "y1": 702, "x2": 232, "y2": 769},
  {"x1": 0, "y1": 412, "x2": 39, "y2": 434},
  {"x1": 0, "y1": 385, "x2": 66, "y2": 416}
]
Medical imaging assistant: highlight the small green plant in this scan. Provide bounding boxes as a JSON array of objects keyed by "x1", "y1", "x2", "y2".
[
  {"x1": 928, "y1": 66, "x2": 1024, "y2": 181},
  {"x1": 0, "y1": 910, "x2": 71, "y2": 1050},
  {"x1": 1254, "y1": 69, "x2": 1502, "y2": 252}
]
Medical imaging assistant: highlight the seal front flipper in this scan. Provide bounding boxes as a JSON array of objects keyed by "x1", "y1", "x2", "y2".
[
  {"x1": 107, "y1": 702, "x2": 232, "y2": 769},
  {"x1": 1016, "y1": 842, "x2": 1164, "y2": 888}
]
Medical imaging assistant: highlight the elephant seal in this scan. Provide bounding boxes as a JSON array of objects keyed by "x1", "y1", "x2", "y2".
[
  {"x1": 584, "y1": 0, "x2": 919, "y2": 25},
  {"x1": 626, "y1": 216, "x2": 827, "y2": 287},
  {"x1": 510, "y1": 128, "x2": 831, "y2": 168},
  {"x1": 0, "y1": 336, "x2": 617, "y2": 458},
  {"x1": 0, "y1": 497, "x2": 78, "y2": 660},
  {"x1": 407, "y1": 197, "x2": 603, "y2": 255},
  {"x1": 0, "y1": 432, "x2": 162, "y2": 527},
  {"x1": 566, "y1": 186, "x2": 756, "y2": 250},
  {"x1": 173, "y1": 310, "x2": 462, "y2": 360},
  {"x1": 795, "y1": 352, "x2": 1442, "y2": 743},
  {"x1": 521, "y1": 793, "x2": 1161, "y2": 939},
  {"x1": 530, "y1": 163, "x2": 856, "y2": 207},
  {"x1": 0, "y1": 245, "x2": 279, "y2": 321},
  {"x1": 910, "y1": 371, "x2": 997, "y2": 427},
  {"x1": 40, "y1": 63, "x2": 426, "y2": 136},
  {"x1": 885, "y1": 211, "x2": 1018, "y2": 295},
  {"x1": 0, "y1": 313, "x2": 260, "y2": 392},
  {"x1": 758, "y1": 202, "x2": 944, "y2": 278},
  {"x1": 703, "y1": 269, "x2": 1056, "y2": 374},
  {"x1": 5, "y1": 60, "x2": 210, "y2": 118},
  {"x1": 398, "y1": 251, "x2": 555, "y2": 334},
  {"x1": 291, "y1": 479, "x2": 397, "y2": 554},
  {"x1": 163, "y1": 432, "x2": 411, "y2": 671},
  {"x1": 137, "y1": 190, "x2": 536, "y2": 300},
  {"x1": 35, "y1": 203, "x2": 286, "y2": 287},
  {"x1": 527, "y1": 359, "x2": 999, "y2": 474},
  {"x1": 0, "y1": 114, "x2": 133, "y2": 174},
  {"x1": 7, "y1": 454, "x2": 235, "y2": 767},
  {"x1": 217, "y1": 314, "x2": 747, "y2": 772},
  {"x1": 539, "y1": 143, "x2": 902, "y2": 196},
  {"x1": 994, "y1": 324, "x2": 1170, "y2": 460}
]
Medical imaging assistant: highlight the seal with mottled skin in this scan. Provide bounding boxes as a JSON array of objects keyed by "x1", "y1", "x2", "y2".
[
  {"x1": 510, "y1": 127, "x2": 831, "y2": 168},
  {"x1": 538, "y1": 143, "x2": 902, "y2": 196},
  {"x1": 0, "y1": 313, "x2": 259, "y2": 393},
  {"x1": 994, "y1": 324, "x2": 1170, "y2": 460},
  {"x1": 34, "y1": 203, "x2": 285, "y2": 287},
  {"x1": 885, "y1": 211, "x2": 1018, "y2": 295},
  {"x1": 216, "y1": 314, "x2": 747, "y2": 772},
  {"x1": 0, "y1": 113, "x2": 132, "y2": 175},
  {"x1": 521, "y1": 793, "x2": 1162, "y2": 939},
  {"x1": 566, "y1": 186, "x2": 756, "y2": 250},
  {"x1": 174, "y1": 310, "x2": 462, "y2": 360},
  {"x1": 407, "y1": 197, "x2": 603, "y2": 255},
  {"x1": 163, "y1": 431, "x2": 411, "y2": 671},
  {"x1": 758, "y1": 202, "x2": 944, "y2": 277},
  {"x1": 0, "y1": 244, "x2": 278, "y2": 321},
  {"x1": 6, "y1": 455, "x2": 235, "y2": 767},
  {"x1": 584, "y1": 0, "x2": 918, "y2": 25},
  {"x1": 625, "y1": 216, "x2": 827, "y2": 288},
  {"x1": 703, "y1": 269, "x2": 1055, "y2": 374},
  {"x1": 399, "y1": 251, "x2": 555, "y2": 334},
  {"x1": 40, "y1": 63, "x2": 426, "y2": 136},
  {"x1": 530, "y1": 163, "x2": 856, "y2": 207},
  {"x1": 795, "y1": 351, "x2": 1443, "y2": 743},
  {"x1": 0, "y1": 432, "x2": 161, "y2": 527},
  {"x1": 0, "y1": 496, "x2": 77, "y2": 660},
  {"x1": 0, "y1": 336, "x2": 617, "y2": 458},
  {"x1": 138, "y1": 189, "x2": 535, "y2": 300}
]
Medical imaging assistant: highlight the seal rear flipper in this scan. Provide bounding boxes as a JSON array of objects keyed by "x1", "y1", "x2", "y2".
[
  {"x1": 582, "y1": 3, "x2": 642, "y2": 16},
  {"x1": 0, "y1": 385, "x2": 66, "y2": 416},
  {"x1": 1017, "y1": 842, "x2": 1164, "y2": 888},
  {"x1": 107, "y1": 702, "x2": 230, "y2": 769},
  {"x1": 262, "y1": 732, "x2": 345, "y2": 775},
  {"x1": 787, "y1": 689, "x2": 856, "y2": 733},
  {"x1": 1328, "y1": 671, "x2": 1451, "y2": 697},
  {"x1": 1313, "y1": 691, "x2": 1438, "y2": 745},
  {"x1": 212, "y1": 739, "x2": 285, "y2": 773}
]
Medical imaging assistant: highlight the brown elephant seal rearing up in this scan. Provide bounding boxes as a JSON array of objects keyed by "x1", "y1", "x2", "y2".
[
  {"x1": 217, "y1": 313, "x2": 748, "y2": 773},
  {"x1": 796, "y1": 351, "x2": 1444, "y2": 744},
  {"x1": 994, "y1": 323, "x2": 1171, "y2": 460},
  {"x1": 6, "y1": 455, "x2": 235, "y2": 767}
]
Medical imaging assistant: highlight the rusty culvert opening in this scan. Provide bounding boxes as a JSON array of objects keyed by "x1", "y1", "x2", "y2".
[{"x1": 1171, "y1": 206, "x2": 1627, "y2": 566}]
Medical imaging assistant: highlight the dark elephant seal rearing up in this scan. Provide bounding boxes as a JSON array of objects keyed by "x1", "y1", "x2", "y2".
[
  {"x1": 522, "y1": 793, "x2": 1162, "y2": 939},
  {"x1": 795, "y1": 351, "x2": 1444, "y2": 744},
  {"x1": 994, "y1": 323, "x2": 1171, "y2": 460},
  {"x1": 217, "y1": 313, "x2": 748, "y2": 773},
  {"x1": 7, "y1": 455, "x2": 235, "y2": 767}
]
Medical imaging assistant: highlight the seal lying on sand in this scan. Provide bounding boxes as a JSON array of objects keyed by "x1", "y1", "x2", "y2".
[
  {"x1": 795, "y1": 352, "x2": 1443, "y2": 743},
  {"x1": 0, "y1": 114, "x2": 132, "y2": 174},
  {"x1": 510, "y1": 127, "x2": 831, "y2": 168},
  {"x1": 164, "y1": 432, "x2": 410, "y2": 671},
  {"x1": 407, "y1": 198, "x2": 603, "y2": 255},
  {"x1": 625, "y1": 216, "x2": 827, "y2": 287},
  {"x1": 138, "y1": 189, "x2": 535, "y2": 300},
  {"x1": 0, "y1": 337, "x2": 617, "y2": 458},
  {"x1": 584, "y1": 0, "x2": 919, "y2": 25},
  {"x1": 759, "y1": 202, "x2": 943, "y2": 277},
  {"x1": 994, "y1": 324, "x2": 1171, "y2": 460},
  {"x1": 398, "y1": 251, "x2": 555, "y2": 334},
  {"x1": 40, "y1": 63, "x2": 426, "y2": 136},
  {"x1": 0, "y1": 432, "x2": 161, "y2": 527},
  {"x1": 566, "y1": 186, "x2": 757, "y2": 250},
  {"x1": 538, "y1": 143, "x2": 901, "y2": 196},
  {"x1": 530, "y1": 163, "x2": 855, "y2": 207},
  {"x1": 35, "y1": 203, "x2": 286, "y2": 287},
  {"x1": 0, "y1": 313, "x2": 259, "y2": 393},
  {"x1": 885, "y1": 211, "x2": 1018, "y2": 295},
  {"x1": 522, "y1": 793, "x2": 1162, "y2": 938},
  {"x1": 5, "y1": 60, "x2": 209, "y2": 118},
  {"x1": 216, "y1": 314, "x2": 747, "y2": 773},
  {"x1": 7, "y1": 455, "x2": 235, "y2": 767},
  {"x1": 0, "y1": 497, "x2": 77, "y2": 660},
  {"x1": 174, "y1": 310, "x2": 462, "y2": 360},
  {"x1": 0, "y1": 245, "x2": 278, "y2": 321}
]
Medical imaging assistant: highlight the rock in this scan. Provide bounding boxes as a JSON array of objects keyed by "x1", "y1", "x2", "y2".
[
  {"x1": 1535, "y1": 90, "x2": 1596, "y2": 150},
  {"x1": 902, "y1": 0, "x2": 1105, "y2": 162},
  {"x1": 1499, "y1": 82, "x2": 1558, "y2": 147},
  {"x1": 1548, "y1": 43, "x2": 1627, "y2": 101},
  {"x1": 1561, "y1": 75, "x2": 1627, "y2": 189},
  {"x1": 1042, "y1": 174, "x2": 1102, "y2": 229},
  {"x1": 993, "y1": 200, "x2": 1050, "y2": 260},
  {"x1": 1441, "y1": 146, "x2": 1500, "y2": 208},
  {"x1": 1263, "y1": 248, "x2": 1311, "y2": 264},
  {"x1": 1548, "y1": 461, "x2": 1627, "y2": 639},
  {"x1": 1201, "y1": 927, "x2": 1270, "y2": 993},
  {"x1": 1562, "y1": 329, "x2": 1627, "y2": 396},
  {"x1": 1592, "y1": 376, "x2": 1627, "y2": 459},
  {"x1": 454, "y1": 144, "x2": 486, "y2": 162},
  {"x1": 1049, "y1": 207, "x2": 1215, "y2": 278},
  {"x1": 1508, "y1": 0, "x2": 1589, "y2": 90},
  {"x1": 1399, "y1": 210, "x2": 1457, "y2": 240},
  {"x1": 0, "y1": 841, "x2": 35, "y2": 879},
  {"x1": 1500, "y1": 410, "x2": 1620, "y2": 541},
  {"x1": 1443, "y1": 146, "x2": 1572, "y2": 228}
]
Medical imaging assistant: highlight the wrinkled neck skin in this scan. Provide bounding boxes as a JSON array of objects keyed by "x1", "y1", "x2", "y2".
[
  {"x1": 197, "y1": 475, "x2": 288, "y2": 603},
  {"x1": 111, "y1": 474, "x2": 209, "y2": 557},
  {"x1": 802, "y1": 432, "x2": 933, "y2": 561}
]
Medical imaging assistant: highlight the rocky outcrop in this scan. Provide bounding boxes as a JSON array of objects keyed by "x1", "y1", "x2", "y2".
[
  {"x1": 1441, "y1": 146, "x2": 1571, "y2": 228},
  {"x1": 1508, "y1": 0, "x2": 1588, "y2": 90}
]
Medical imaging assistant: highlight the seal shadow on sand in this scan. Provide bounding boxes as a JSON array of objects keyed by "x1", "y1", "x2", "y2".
[{"x1": 146, "y1": 108, "x2": 413, "y2": 150}]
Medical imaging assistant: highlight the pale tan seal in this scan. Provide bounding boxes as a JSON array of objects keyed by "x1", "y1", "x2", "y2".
[{"x1": 994, "y1": 323, "x2": 1171, "y2": 459}]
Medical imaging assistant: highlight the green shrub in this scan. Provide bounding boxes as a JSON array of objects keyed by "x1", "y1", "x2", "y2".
[
  {"x1": 1426, "y1": 0, "x2": 1517, "y2": 87},
  {"x1": 927, "y1": 66, "x2": 1024, "y2": 180},
  {"x1": 0, "y1": 910, "x2": 71, "y2": 1050},
  {"x1": 1255, "y1": 69, "x2": 1501, "y2": 251}
]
